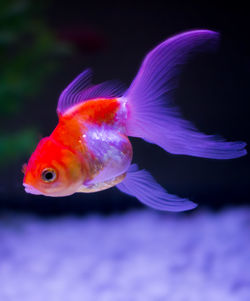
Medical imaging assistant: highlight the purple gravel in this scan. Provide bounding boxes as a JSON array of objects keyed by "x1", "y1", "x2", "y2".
[{"x1": 0, "y1": 208, "x2": 250, "y2": 301}]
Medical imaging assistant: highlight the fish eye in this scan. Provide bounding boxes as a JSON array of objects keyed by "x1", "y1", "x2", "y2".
[{"x1": 41, "y1": 168, "x2": 57, "y2": 183}]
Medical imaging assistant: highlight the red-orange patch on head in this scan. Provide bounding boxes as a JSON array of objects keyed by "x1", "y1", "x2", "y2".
[{"x1": 23, "y1": 137, "x2": 84, "y2": 197}]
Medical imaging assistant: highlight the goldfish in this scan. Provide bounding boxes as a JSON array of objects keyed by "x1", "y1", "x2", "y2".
[{"x1": 23, "y1": 30, "x2": 247, "y2": 211}]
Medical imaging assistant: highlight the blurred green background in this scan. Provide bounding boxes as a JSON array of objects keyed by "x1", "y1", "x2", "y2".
[{"x1": 0, "y1": 0, "x2": 71, "y2": 166}]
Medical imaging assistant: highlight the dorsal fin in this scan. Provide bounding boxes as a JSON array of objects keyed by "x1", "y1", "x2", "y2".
[
  {"x1": 57, "y1": 69, "x2": 92, "y2": 115},
  {"x1": 57, "y1": 69, "x2": 125, "y2": 115},
  {"x1": 76, "y1": 81, "x2": 125, "y2": 104}
]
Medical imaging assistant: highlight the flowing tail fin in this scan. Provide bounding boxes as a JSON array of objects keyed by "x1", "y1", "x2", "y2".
[{"x1": 123, "y1": 30, "x2": 247, "y2": 159}]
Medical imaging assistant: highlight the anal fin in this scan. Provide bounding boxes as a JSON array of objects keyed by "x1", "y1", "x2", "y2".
[{"x1": 116, "y1": 164, "x2": 197, "y2": 212}]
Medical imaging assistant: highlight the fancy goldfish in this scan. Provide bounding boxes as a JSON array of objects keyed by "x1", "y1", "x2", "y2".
[{"x1": 23, "y1": 30, "x2": 247, "y2": 211}]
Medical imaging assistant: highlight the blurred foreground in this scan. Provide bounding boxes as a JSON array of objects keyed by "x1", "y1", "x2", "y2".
[{"x1": 0, "y1": 207, "x2": 249, "y2": 301}]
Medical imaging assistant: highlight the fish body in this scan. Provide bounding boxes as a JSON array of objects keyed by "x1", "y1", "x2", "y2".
[
  {"x1": 24, "y1": 97, "x2": 132, "y2": 196},
  {"x1": 54, "y1": 97, "x2": 132, "y2": 191},
  {"x1": 23, "y1": 30, "x2": 247, "y2": 211}
]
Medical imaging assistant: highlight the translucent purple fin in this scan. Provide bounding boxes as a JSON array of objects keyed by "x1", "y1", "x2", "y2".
[
  {"x1": 57, "y1": 69, "x2": 92, "y2": 115},
  {"x1": 76, "y1": 81, "x2": 125, "y2": 103},
  {"x1": 117, "y1": 164, "x2": 197, "y2": 212},
  {"x1": 57, "y1": 69, "x2": 125, "y2": 115},
  {"x1": 124, "y1": 30, "x2": 247, "y2": 159}
]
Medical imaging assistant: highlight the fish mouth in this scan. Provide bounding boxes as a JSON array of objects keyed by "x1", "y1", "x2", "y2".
[{"x1": 23, "y1": 183, "x2": 42, "y2": 195}]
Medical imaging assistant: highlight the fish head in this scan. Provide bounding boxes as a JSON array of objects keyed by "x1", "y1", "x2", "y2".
[{"x1": 23, "y1": 137, "x2": 83, "y2": 197}]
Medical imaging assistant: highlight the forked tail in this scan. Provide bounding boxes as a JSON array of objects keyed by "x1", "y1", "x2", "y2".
[{"x1": 124, "y1": 30, "x2": 247, "y2": 159}]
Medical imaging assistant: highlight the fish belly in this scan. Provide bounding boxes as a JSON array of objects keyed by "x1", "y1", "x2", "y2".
[{"x1": 80, "y1": 125, "x2": 132, "y2": 192}]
